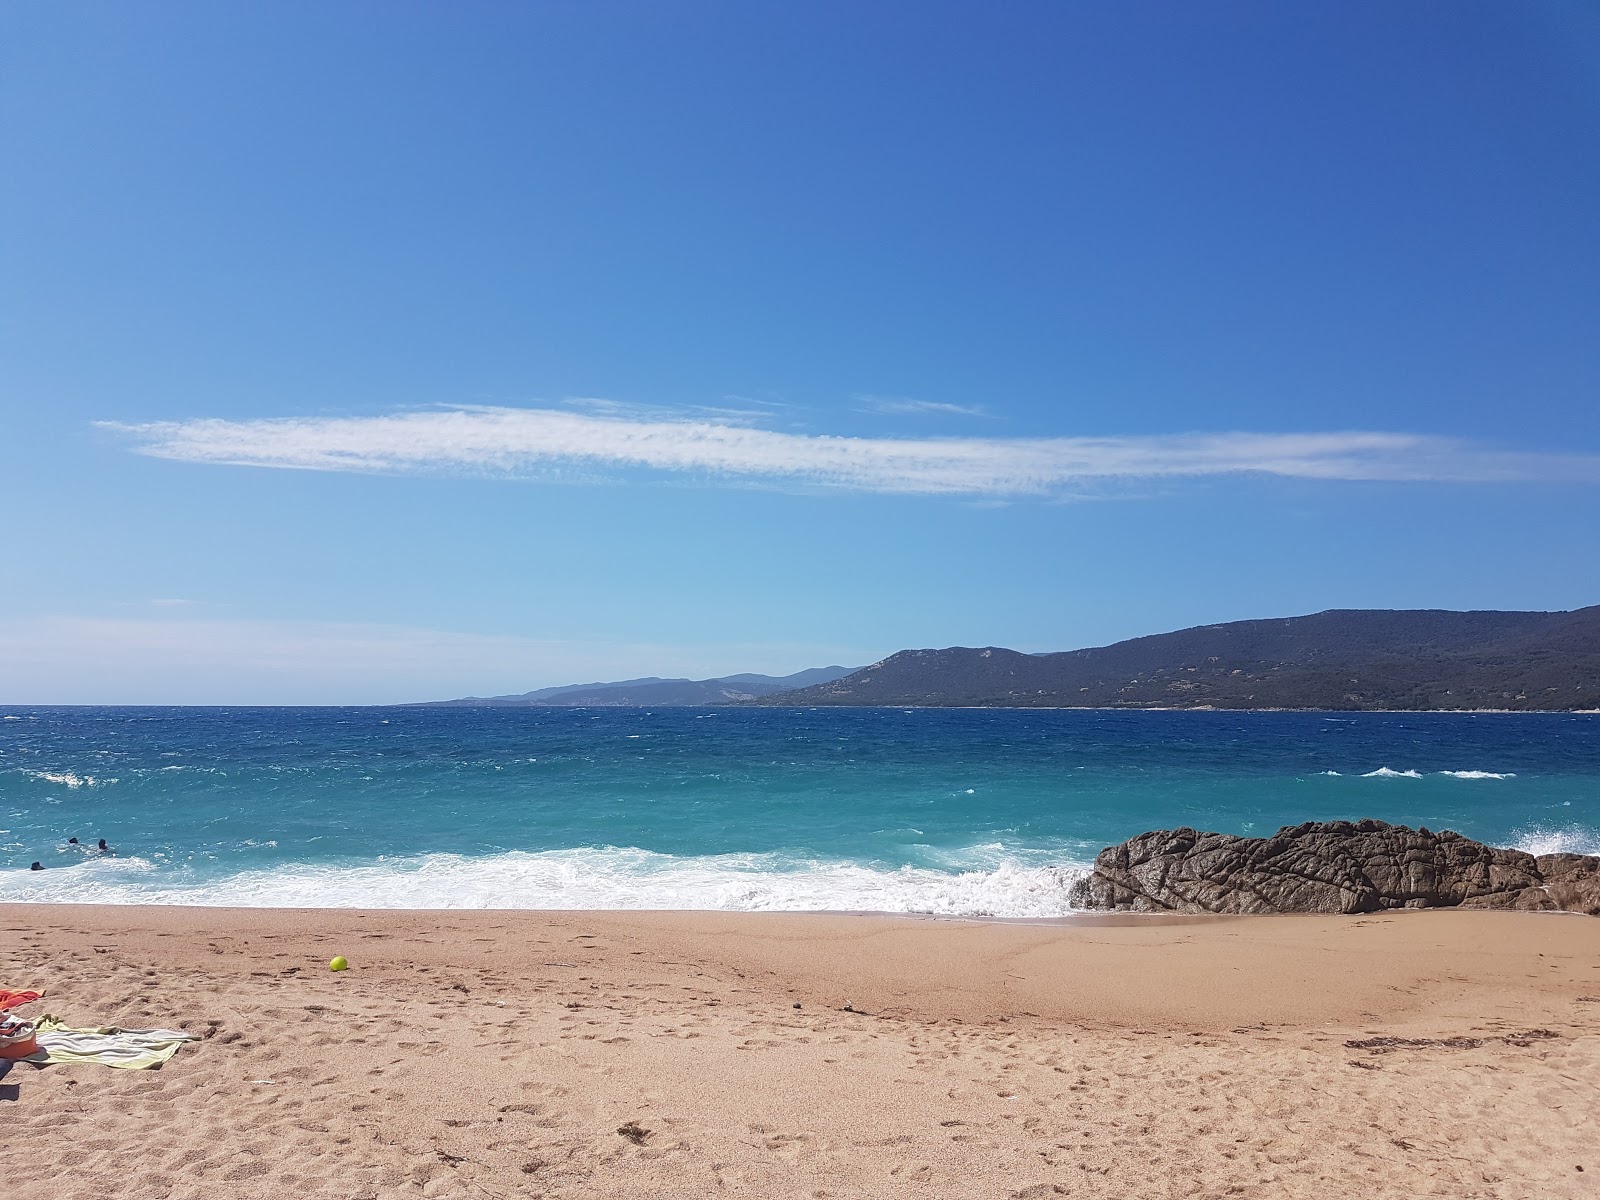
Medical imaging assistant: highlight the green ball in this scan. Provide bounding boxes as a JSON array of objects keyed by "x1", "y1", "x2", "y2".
[{"x1": 329, "y1": 955, "x2": 349, "y2": 972}]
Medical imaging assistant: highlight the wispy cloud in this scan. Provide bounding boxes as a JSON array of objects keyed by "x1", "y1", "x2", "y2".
[
  {"x1": 560, "y1": 396, "x2": 775, "y2": 426},
  {"x1": 858, "y1": 394, "x2": 990, "y2": 418},
  {"x1": 103, "y1": 405, "x2": 1600, "y2": 497}
]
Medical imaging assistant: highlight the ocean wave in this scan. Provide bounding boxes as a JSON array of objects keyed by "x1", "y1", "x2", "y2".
[
  {"x1": 1510, "y1": 826, "x2": 1600, "y2": 858},
  {"x1": 1345, "y1": 767, "x2": 1515, "y2": 780},
  {"x1": 20, "y1": 770, "x2": 116, "y2": 789},
  {"x1": 0, "y1": 847, "x2": 1093, "y2": 917}
]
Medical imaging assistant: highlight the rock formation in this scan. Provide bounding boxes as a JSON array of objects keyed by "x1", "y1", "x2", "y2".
[{"x1": 1070, "y1": 819, "x2": 1600, "y2": 915}]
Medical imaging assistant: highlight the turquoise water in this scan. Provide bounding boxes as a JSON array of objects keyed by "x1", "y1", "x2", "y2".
[{"x1": 2, "y1": 706, "x2": 1596, "y2": 915}]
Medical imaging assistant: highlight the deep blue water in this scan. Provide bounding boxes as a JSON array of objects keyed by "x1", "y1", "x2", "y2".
[{"x1": 1, "y1": 706, "x2": 1596, "y2": 914}]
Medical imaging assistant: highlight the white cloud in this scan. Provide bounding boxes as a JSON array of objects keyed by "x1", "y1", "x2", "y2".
[
  {"x1": 0, "y1": 615, "x2": 875, "y2": 705},
  {"x1": 102, "y1": 405, "x2": 1600, "y2": 496},
  {"x1": 858, "y1": 395, "x2": 991, "y2": 417},
  {"x1": 560, "y1": 396, "x2": 773, "y2": 426}
]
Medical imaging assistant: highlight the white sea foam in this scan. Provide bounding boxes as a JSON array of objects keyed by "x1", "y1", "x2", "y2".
[
  {"x1": 22, "y1": 770, "x2": 114, "y2": 788},
  {"x1": 0, "y1": 847, "x2": 1094, "y2": 917},
  {"x1": 1510, "y1": 826, "x2": 1600, "y2": 858},
  {"x1": 1345, "y1": 767, "x2": 1516, "y2": 780}
]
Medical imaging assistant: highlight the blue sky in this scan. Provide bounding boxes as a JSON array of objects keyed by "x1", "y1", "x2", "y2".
[{"x1": 3, "y1": 0, "x2": 1598, "y2": 703}]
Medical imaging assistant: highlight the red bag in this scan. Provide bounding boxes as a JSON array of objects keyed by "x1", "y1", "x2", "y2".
[{"x1": 0, "y1": 1015, "x2": 38, "y2": 1059}]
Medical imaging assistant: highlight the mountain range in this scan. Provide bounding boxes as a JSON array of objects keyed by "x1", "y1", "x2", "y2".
[
  {"x1": 767, "y1": 606, "x2": 1600, "y2": 711},
  {"x1": 418, "y1": 606, "x2": 1600, "y2": 712},
  {"x1": 417, "y1": 666, "x2": 858, "y2": 707}
]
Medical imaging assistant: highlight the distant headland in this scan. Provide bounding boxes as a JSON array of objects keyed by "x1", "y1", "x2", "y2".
[
  {"x1": 411, "y1": 666, "x2": 860, "y2": 708},
  {"x1": 417, "y1": 605, "x2": 1600, "y2": 712}
]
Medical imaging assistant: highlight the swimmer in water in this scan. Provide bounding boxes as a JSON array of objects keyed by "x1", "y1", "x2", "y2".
[
  {"x1": 30, "y1": 862, "x2": 43, "y2": 871},
  {"x1": 97, "y1": 839, "x2": 112, "y2": 854}
]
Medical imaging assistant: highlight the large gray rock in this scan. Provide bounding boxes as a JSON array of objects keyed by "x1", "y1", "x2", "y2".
[
  {"x1": 1535, "y1": 853, "x2": 1600, "y2": 916},
  {"x1": 1069, "y1": 819, "x2": 1598, "y2": 915}
]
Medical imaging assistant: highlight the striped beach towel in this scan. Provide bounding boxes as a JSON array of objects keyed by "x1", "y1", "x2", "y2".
[{"x1": 24, "y1": 1015, "x2": 199, "y2": 1070}]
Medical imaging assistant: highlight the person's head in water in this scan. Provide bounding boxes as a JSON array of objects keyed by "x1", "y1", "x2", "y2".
[
  {"x1": 30, "y1": 861, "x2": 43, "y2": 871},
  {"x1": 97, "y1": 839, "x2": 109, "y2": 851},
  {"x1": 68, "y1": 837, "x2": 79, "y2": 845}
]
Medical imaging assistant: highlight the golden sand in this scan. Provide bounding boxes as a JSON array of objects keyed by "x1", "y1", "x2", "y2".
[{"x1": 3, "y1": 905, "x2": 1598, "y2": 1198}]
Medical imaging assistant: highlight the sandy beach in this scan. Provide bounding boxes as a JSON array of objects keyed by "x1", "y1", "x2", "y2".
[{"x1": 2, "y1": 906, "x2": 1598, "y2": 1199}]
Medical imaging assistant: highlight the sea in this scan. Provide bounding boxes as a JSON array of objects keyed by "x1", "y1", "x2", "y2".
[{"x1": 1, "y1": 706, "x2": 1596, "y2": 916}]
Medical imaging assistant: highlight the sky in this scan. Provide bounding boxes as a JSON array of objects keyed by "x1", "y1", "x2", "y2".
[{"x1": 3, "y1": 0, "x2": 1599, "y2": 704}]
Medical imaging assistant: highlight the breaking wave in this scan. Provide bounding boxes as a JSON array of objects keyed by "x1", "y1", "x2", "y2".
[
  {"x1": 1345, "y1": 768, "x2": 1516, "y2": 780},
  {"x1": 20, "y1": 770, "x2": 116, "y2": 789},
  {"x1": 1510, "y1": 826, "x2": 1600, "y2": 858},
  {"x1": 0, "y1": 846, "x2": 1093, "y2": 918}
]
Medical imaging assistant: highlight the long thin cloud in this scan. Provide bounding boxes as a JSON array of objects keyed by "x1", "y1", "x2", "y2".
[
  {"x1": 102, "y1": 406, "x2": 1600, "y2": 496},
  {"x1": 857, "y1": 394, "x2": 990, "y2": 417}
]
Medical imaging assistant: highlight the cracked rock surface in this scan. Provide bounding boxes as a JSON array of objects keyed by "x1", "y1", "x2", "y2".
[{"x1": 1070, "y1": 819, "x2": 1600, "y2": 915}]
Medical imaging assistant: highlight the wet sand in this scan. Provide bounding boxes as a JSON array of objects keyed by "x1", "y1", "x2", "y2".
[{"x1": 2, "y1": 905, "x2": 1598, "y2": 1198}]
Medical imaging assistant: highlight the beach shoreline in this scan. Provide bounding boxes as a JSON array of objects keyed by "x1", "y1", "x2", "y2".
[{"x1": 3, "y1": 903, "x2": 1597, "y2": 1198}]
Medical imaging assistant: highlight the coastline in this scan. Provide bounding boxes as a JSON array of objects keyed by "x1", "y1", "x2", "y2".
[
  {"x1": 8, "y1": 703, "x2": 1600, "y2": 712},
  {"x1": 750, "y1": 704, "x2": 1600, "y2": 714},
  {"x1": 4, "y1": 904, "x2": 1597, "y2": 1198}
]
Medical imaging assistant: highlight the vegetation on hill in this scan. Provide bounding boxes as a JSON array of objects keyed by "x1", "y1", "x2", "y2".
[{"x1": 765, "y1": 607, "x2": 1600, "y2": 711}]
